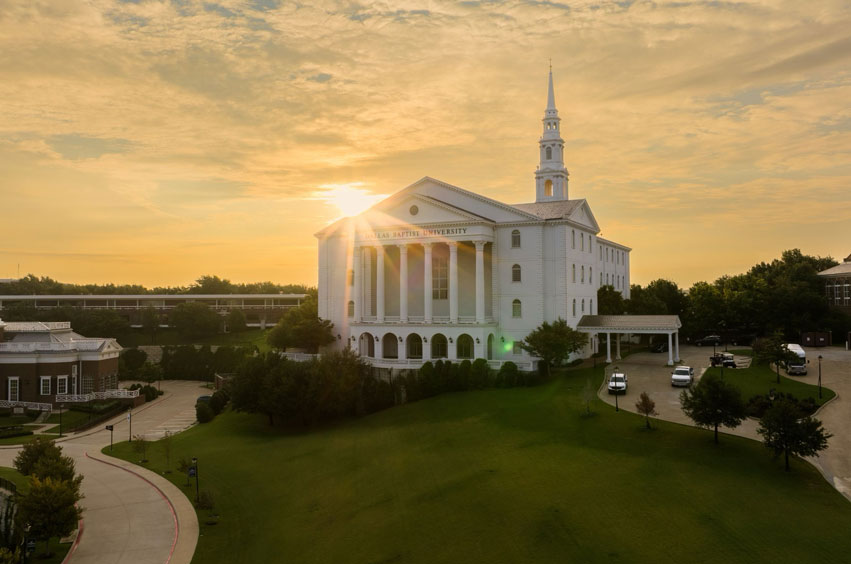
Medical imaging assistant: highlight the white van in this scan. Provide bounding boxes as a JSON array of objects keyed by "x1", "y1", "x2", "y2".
[{"x1": 784, "y1": 343, "x2": 807, "y2": 375}]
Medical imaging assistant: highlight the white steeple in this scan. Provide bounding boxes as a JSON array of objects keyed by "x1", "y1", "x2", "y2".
[{"x1": 535, "y1": 65, "x2": 569, "y2": 202}]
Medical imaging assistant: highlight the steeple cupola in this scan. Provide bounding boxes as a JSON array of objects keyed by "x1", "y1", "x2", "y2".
[{"x1": 535, "y1": 66, "x2": 569, "y2": 202}]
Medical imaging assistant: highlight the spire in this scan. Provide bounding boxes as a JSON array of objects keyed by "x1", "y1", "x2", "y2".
[
  {"x1": 535, "y1": 64, "x2": 568, "y2": 202},
  {"x1": 547, "y1": 62, "x2": 556, "y2": 111}
]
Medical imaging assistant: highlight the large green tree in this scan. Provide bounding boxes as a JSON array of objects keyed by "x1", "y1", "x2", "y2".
[
  {"x1": 597, "y1": 285, "x2": 626, "y2": 315},
  {"x1": 757, "y1": 398, "x2": 831, "y2": 471},
  {"x1": 520, "y1": 318, "x2": 587, "y2": 376},
  {"x1": 680, "y1": 372, "x2": 746, "y2": 444},
  {"x1": 16, "y1": 477, "x2": 83, "y2": 557},
  {"x1": 267, "y1": 293, "x2": 334, "y2": 353},
  {"x1": 754, "y1": 331, "x2": 801, "y2": 383},
  {"x1": 170, "y1": 302, "x2": 221, "y2": 338}
]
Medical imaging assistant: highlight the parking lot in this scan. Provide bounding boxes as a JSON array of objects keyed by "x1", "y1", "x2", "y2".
[{"x1": 598, "y1": 343, "x2": 851, "y2": 501}]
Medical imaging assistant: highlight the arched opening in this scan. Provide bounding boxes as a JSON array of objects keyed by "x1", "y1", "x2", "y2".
[
  {"x1": 511, "y1": 229, "x2": 521, "y2": 248},
  {"x1": 406, "y1": 334, "x2": 423, "y2": 359},
  {"x1": 359, "y1": 332, "x2": 375, "y2": 357},
  {"x1": 487, "y1": 334, "x2": 494, "y2": 360},
  {"x1": 545, "y1": 146, "x2": 552, "y2": 160},
  {"x1": 347, "y1": 300, "x2": 354, "y2": 317},
  {"x1": 382, "y1": 333, "x2": 398, "y2": 359},
  {"x1": 457, "y1": 334, "x2": 474, "y2": 359},
  {"x1": 512, "y1": 264, "x2": 521, "y2": 282},
  {"x1": 431, "y1": 334, "x2": 448, "y2": 359},
  {"x1": 544, "y1": 179, "x2": 553, "y2": 197}
]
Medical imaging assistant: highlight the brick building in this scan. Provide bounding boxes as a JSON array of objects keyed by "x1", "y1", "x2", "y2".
[{"x1": 0, "y1": 319, "x2": 122, "y2": 408}]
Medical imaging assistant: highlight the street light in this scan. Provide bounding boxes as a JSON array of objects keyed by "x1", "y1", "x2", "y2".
[
  {"x1": 192, "y1": 457, "x2": 200, "y2": 503},
  {"x1": 614, "y1": 366, "x2": 620, "y2": 412},
  {"x1": 818, "y1": 355, "x2": 823, "y2": 400}
]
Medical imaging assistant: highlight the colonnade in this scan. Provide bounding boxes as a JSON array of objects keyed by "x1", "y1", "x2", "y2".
[{"x1": 352, "y1": 240, "x2": 488, "y2": 324}]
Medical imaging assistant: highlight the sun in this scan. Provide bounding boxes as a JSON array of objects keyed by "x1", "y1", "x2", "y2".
[{"x1": 314, "y1": 183, "x2": 387, "y2": 218}]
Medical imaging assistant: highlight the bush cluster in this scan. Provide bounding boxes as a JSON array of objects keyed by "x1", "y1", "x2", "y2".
[
  {"x1": 402, "y1": 359, "x2": 542, "y2": 402},
  {"x1": 160, "y1": 344, "x2": 255, "y2": 381},
  {"x1": 128, "y1": 383, "x2": 163, "y2": 402},
  {"x1": 196, "y1": 389, "x2": 230, "y2": 424},
  {"x1": 746, "y1": 392, "x2": 819, "y2": 418}
]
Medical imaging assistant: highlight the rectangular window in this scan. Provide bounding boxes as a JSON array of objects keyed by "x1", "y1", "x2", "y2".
[
  {"x1": 511, "y1": 230, "x2": 521, "y2": 248},
  {"x1": 57, "y1": 376, "x2": 68, "y2": 395},
  {"x1": 433, "y1": 256, "x2": 448, "y2": 299},
  {"x1": 513, "y1": 342, "x2": 522, "y2": 355},
  {"x1": 40, "y1": 376, "x2": 51, "y2": 396},
  {"x1": 8, "y1": 378, "x2": 19, "y2": 402},
  {"x1": 71, "y1": 375, "x2": 77, "y2": 395}
]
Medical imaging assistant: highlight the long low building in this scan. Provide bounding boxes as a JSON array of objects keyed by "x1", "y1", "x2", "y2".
[{"x1": 0, "y1": 293, "x2": 307, "y2": 328}]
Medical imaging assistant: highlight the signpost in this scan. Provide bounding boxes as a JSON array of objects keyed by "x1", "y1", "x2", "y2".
[{"x1": 106, "y1": 425, "x2": 114, "y2": 451}]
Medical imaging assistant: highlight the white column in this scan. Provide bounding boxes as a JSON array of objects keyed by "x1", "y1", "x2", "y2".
[
  {"x1": 449, "y1": 336, "x2": 457, "y2": 360},
  {"x1": 376, "y1": 245, "x2": 385, "y2": 322},
  {"x1": 423, "y1": 243, "x2": 433, "y2": 323},
  {"x1": 475, "y1": 241, "x2": 485, "y2": 324},
  {"x1": 353, "y1": 246, "x2": 362, "y2": 322},
  {"x1": 674, "y1": 331, "x2": 680, "y2": 363},
  {"x1": 667, "y1": 332, "x2": 674, "y2": 366},
  {"x1": 616, "y1": 333, "x2": 621, "y2": 360},
  {"x1": 449, "y1": 242, "x2": 459, "y2": 323},
  {"x1": 375, "y1": 335, "x2": 383, "y2": 359},
  {"x1": 474, "y1": 337, "x2": 484, "y2": 359},
  {"x1": 606, "y1": 332, "x2": 612, "y2": 363},
  {"x1": 423, "y1": 337, "x2": 432, "y2": 360},
  {"x1": 398, "y1": 244, "x2": 408, "y2": 322},
  {"x1": 398, "y1": 335, "x2": 406, "y2": 360}
]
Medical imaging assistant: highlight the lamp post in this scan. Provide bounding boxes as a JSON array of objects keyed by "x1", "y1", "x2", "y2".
[
  {"x1": 192, "y1": 457, "x2": 200, "y2": 503},
  {"x1": 614, "y1": 366, "x2": 620, "y2": 412},
  {"x1": 818, "y1": 355, "x2": 823, "y2": 400}
]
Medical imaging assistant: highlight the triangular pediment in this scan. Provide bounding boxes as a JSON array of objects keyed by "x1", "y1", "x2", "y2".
[
  {"x1": 567, "y1": 200, "x2": 601, "y2": 233},
  {"x1": 364, "y1": 194, "x2": 488, "y2": 227}
]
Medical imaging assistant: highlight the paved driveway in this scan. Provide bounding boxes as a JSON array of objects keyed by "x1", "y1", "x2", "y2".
[
  {"x1": 599, "y1": 345, "x2": 851, "y2": 502},
  {"x1": 0, "y1": 380, "x2": 204, "y2": 564}
]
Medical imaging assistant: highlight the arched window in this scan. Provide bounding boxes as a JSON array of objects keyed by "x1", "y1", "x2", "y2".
[
  {"x1": 457, "y1": 334, "x2": 474, "y2": 359},
  {"x1": 572, "y1": 264, "x2": 576, "y2": 282},
  {"x1": 582, "y1": 299, "x2": 585, "y2": 313},
  {"x1": 607, "y1": 273, "x2": 610, "y2": 285},
  {"x1": 545, "y1": 146, "x2": 552, "y2": 160},
  {"x1": 431, "y1": 334, "x2": 448, "y2": 358},
  {"x1": 599, "y1": 247, "x2": 603, "y2": 260},
  {"x1": 572, "y1": 299, "x2": 576, "y2": 316},
  {"x1": 581, "y1": 233, "x2": 585, "y2": 251},
  {"x1": 590, "y1": 299, "x2": 594, "y2": 314},
  {"x1": 572, "y1": 230, "x2": 575, "y2": 249},
  {"x1": 590, "y1": 267, "x2": 593, "y2": 284},
  {"x1": 511, "y1": 229, "x2": 521, "y2": 248},
  {"x1": 600, "y1": 272, "x2": 603, "y2": 285},
  {"x1": 544, "y1": 179, "x2": 553, "y2": 197},
  {"x1": 512, "y1": 299, "x2": 522, "y2": 318},
  {"x1": 347, "y1": 301, "x2": 354, "y2": 317},
  {"x1": 347, "y1": 269, "x2": 354, "y2": 286},
  {"x1": 581, "y1": 265, "x2": 585, "y2": 283},
  {"x1": 512, "y1": 264, "x2": 521, "y2": 282}
]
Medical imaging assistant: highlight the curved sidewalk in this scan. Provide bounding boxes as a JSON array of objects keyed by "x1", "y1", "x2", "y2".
[{"x1": 0, "y1": 380, "x2": 204, "y2": 564}]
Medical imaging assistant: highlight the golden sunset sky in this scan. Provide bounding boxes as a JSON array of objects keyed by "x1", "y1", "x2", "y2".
[{"x1": 1, "y1": 0, "x2": 849, "y2": 289}]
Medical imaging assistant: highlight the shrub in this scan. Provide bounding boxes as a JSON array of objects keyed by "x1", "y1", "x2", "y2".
[
  {"x1": 746, "y1": 392, "x2": 819, "y2": 418},
  {"x1": 498, "y1": 362, "x2": 519, "y2": 387},
  {"x1": 129, "y1": 383, "x2": 161, "y2": 402},
  {"x1": 470, "y1": 359, "x2": 490, "y2": 389},
  {"x1": 458, "y1": 360, "x2": 472, "y2": 390},
  {"x1": 196, "y1": 402, "x2": 214, "y2": 423},
  {"x1": 209, "y1": 391, "x2": 228, "y2": 415}
]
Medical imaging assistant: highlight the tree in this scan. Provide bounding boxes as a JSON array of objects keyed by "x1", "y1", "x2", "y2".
[
  {"x1": 520, "y1": 318, "x2": 587, "y2": 376},
  {"x1": 137, "y1": 362, "x2": 163, "y2": 385},
  {"x1": 680, "y1": 372, "x2": 746, "y2": 444},
  {"x1": 120, "y1": 348, "x2": 148, "y2": 379},
  {"x1": 141, "y1": 306, "x2": 160, "y2": 344},
  {"x1": 754, "y1": 331, "x2": 800, "y2": 383},
  {"x1": 14, "y1": 438, "x2": 62, "y2": 476},
  {"x1": 133, "y1": 435, "x2": 149, "y2": 462},
  {"x1": 170, "y1": 302, "x2": 221, "y2": 338},
  {"x1": 267, "y1": 293, "x2": 334, "y2": 353},
  {"x1": 226, "y1": 309, "x2": 247, "y2": 333},
  {"x1": 597, "y1": 285, "x2": 626, "y2": 315},
  {"x1": 635, "y1": 392, "x2": 658, "y2": 429},
  {"x1": 15, "y1": 477, "x2": 83, "y2": 557},
  {"x1": 32, "y1": 454, "x2": 81, "y2": 488},
  {"x1": 757, "y1": 398, "x2": 831, "y2": 471}
]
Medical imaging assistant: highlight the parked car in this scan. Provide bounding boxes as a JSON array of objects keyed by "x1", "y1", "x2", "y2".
[
  {"x1": 671, "y1": 366, "x2": 694, "y2": 387},
  {"x1": 709, "y1": 353, "x2": 736, "y2": 368},
  {"x1": 694, "y1": 335, "x2": 722, "y2": 347},
  {"x1": 607, "y1": 372, "x2": 628, "y2": 394},
  {"x1": 650, "y1": 342, "x2": 669, "y2": 353}
]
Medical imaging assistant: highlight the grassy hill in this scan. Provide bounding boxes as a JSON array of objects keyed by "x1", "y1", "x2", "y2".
[{"x1": 107, "y1": 366, "x2": 851, "y2": 564}]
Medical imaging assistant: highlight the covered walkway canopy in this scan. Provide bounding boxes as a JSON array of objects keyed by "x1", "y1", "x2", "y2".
[{"x1": 576, "y1": 315, "x2": 683, "y2": 366}]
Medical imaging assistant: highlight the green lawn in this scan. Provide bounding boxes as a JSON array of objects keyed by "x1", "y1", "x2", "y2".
[
  {"x1": 710, "y1": 362, "x2": 836, "y2": 405},
  {"x1": 0, "y1": 466, "x2": 29, "y2": 494},
  {"x1": 106, "y1": 366, "x2": 851, "y2": 564},
  {"x1": 117, "y1": 328, "x2": 272, "y2": 352}
]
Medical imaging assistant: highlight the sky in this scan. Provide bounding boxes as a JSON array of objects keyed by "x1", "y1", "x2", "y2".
[{"x1": 1, "y1": 0, "x2": 849, "y2": 290}]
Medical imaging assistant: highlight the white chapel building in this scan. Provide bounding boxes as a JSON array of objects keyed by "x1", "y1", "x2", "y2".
[{"x1": 316, "y1": 70, "x2": 631, "y2": 370}]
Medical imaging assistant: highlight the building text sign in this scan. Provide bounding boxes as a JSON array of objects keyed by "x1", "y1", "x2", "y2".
[{"x1": 361, "y1": 227, "x2": 469, "y2": 241}]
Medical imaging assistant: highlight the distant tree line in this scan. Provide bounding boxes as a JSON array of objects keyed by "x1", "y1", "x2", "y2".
[
  {"x1": 598, "y1": 249, "x2": 847, "y2": 341},
  {"x1": 0, "y1": 274, "x2": 310, "y2": 296}
]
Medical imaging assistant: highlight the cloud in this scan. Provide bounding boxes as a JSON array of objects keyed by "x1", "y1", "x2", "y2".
[{"x1": 47, "y1": 134, "x2": 132, "y2": 160}]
